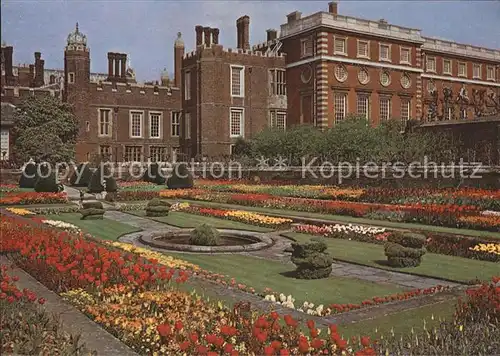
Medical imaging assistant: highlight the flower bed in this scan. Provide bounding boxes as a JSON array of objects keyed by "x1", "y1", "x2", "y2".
[
  {"x1": 293, "y1": 223, "x2": 500, "y2": 262},
  {"x1": 180, "y1": 204, "x2": 292, "y2": 229},
  {"x1": 40, "y1": 219, "x2": 81, "y2": 233},
  {"x1": 0, "y1": 184, "x2": 20, "y2": 193},
  {"x1": 0, "y1": 192, "x2": 68, "y2": 205},
  {"x1": 1, "y1": 215, "x2": 381, "y2": 355}
]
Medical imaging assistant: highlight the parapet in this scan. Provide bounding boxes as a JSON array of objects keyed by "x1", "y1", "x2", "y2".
[{"x1": 93, "y1": 80, "x2": 180, "y2": 97}]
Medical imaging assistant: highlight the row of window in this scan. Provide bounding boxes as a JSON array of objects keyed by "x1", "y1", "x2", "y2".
[
  {"x1": 184, "y1": 68, "x2": 286, "y2": 99},
  {"x1": 425, "y1": 57, "x2": 496, "y2": 80},
  {"x1": 98, "y1": 145, "x2": 181, "y2": 162},
  {"x1": 334, "y1": 93, "x2": 411, "y2": 124},
  {"x1": 301, "y1": 36, "x2": 497, "y2": 82},
  {"x1": 229, "y1": 108, "x2": 286, "y2": 138},
  {"x1": 97, "y1": 109, "x2": 181, "y2": 138},
  {"x1": 302, "y1": 36, "x2": 412, "y2": 64}
]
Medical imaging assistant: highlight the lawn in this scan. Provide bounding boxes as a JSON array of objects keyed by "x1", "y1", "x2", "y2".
[
  {"x1": 340, "y1": 298, "x2": 458, "y2": 339},
  {"x1": 129, "y1": 210, "x2": 273, "y2": 232},
  {"x1": 169, "y1": 199, "x2": 500, "y2": 239},
  {"x1": 44, "y1": 213, "x2": 141, "y2": 240},
  {"x1": 285, "y1": 232, "x2": 499, "y2": 283},
  {"x1": 163, "y1": 252, "x2": 403, "y2": 307}
]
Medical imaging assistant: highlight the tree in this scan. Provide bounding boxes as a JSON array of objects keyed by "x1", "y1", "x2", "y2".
[{"x1": 12, "y1": 95, "x2": 78, "y2": 163}]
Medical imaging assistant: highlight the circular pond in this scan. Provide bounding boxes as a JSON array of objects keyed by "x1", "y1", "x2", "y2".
[{"x1": 139, "y1": 229, "x2": 273, "y2": 253}]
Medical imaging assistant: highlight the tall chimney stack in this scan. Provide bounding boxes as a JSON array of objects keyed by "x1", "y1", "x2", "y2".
[
  {"x1": 29, "y1": 64, "x2": 35, "y2": 87},
  {"x1": 3, "y1": 46, "x2": 14, "y2": 85},
  {"x1": 328, "y1": 1, "x2": 338, "y2": 15},
  {"x1": 34, "y1": 52, "x2": 45, "y2": 87},
  {"x1": 195, "y1": 26, "x2": 203, "y2": 47},
  {"x1": 236, "y1": 16, "x2": 250, "y2": 51},
  {"x1": 266, "y1": 29, "x2": 277, "y2": 42},
  {"x1": 211, "y1": 28, "x2": 220, "y2": 45},
  {"x1": 107, "y1": 52, "x2": 115, "y2": 79},
  {"x1": 203, "y1": 27, "x2": 211, "y2": 47}
]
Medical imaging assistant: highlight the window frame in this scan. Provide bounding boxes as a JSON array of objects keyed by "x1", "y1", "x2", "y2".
[
  {"x1": 379, "y1": 97, "x2": 391, "y2": 121},
  {"x1": 269, "y1": 109, "x2": 287, "y2": 130},
  {"x1": 171, "y1": 111, "x2": 181, "y2": 137},
  {"x1": 443, "y1": 59, "x2": 452, "y2": 75},
  {"x1": 149, "y1": 146, "x2": 168, "y2": 162},
  {"x1": 356, "y1": 93, "x2": 370, "y2": 121},
  {"x1": 184, "y1": 70, "x2": 191, "y2": 100},
  {"x1": 334, "y1": 36, "x2": 348, "y2": 56},
  {"x1": 300, "y1": 36, "x2": 313, "y2": 58},
  {"x1": 400, "y1": 97, "x2": 411, "y2": 123},
  {"x1": 356, "y1": 40, "x2": 370, "y2": 59},
  {"x1": 472, "y1": 63, "x2": 482, "y2": 79},
  {"x1": 379, "y1": 43, "x2": 392, "y2": 62},
  {"x1": 149, "y1": 111, "x2": 162, "y2": 139},
  {"x1": 334, "y1": 92, "x2": 348, "y2": 125},
  {"x1": 426, "y1": 56, "x2": 436, "y2": 73},
  {"x1": 129, "y1": 110, "x2": 144, "y2": 138},
  {"x1": 486, "y1": 65, "x2": 496, "y2": 81},
  {"x1": 98, "y1": 108, "x2": 112, "y2": 137},
  {"x1": 229, "y1": 107, "x2": 245, "y2": 138},
  {"x1": 124, "y1": 145, "x2": 142, "y2": 162},
  {"x1": 230, "y1": 65, "x2": 245, "y2": 98},
  {"x1": 399, "y1": 46, "x2": 411, "y2": 65},
  {"x1": 269, "y1": 69, "x2": 287, "y2": 96},
  {"x1": 458, "y1": 62, "x2": 467, "y2": 78},
  {"x1": 184, "y1": 112, "x2": 191, "y2": 139},
  {"x1": 68, "y1": 72, "x2": 75, "y2": 84}
]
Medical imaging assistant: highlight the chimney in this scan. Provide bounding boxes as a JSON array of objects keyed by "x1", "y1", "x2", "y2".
[
  {"x1": 114, "y1": 54, "x2": 120, "y2": 78},
  {"x1": 107, "y1": 52, "x2": 114, "y2": 78},
  {"x1": 212, "y1": 28, "x2": 220, "y2": 45},
  {"x1": 174, "y1": 32, "x2": 185, "y2": 88},
  {"x1": 236, "y1": 15, "x2": 250, "y2": 51},
  {"x1": 328, "y1": 1, "x2": 338, "y2": 15},
  {"x1": 3, "y1": 46, "x2": 14, "y2": 84},
  {"x1": 266, "y1": 29, "x2": 277, "y2": 42},
  {"x1": 203, "y1": 26, "x2": 211, "y2": 46},
  {"x1": 195, "y1": 26, "x2": 203, "y2": 47},
  {"x1": 120, "y1": 53, "x2": 127, "y2": 79},
  {"x1": 287, "y1": 11, "x2": 302, "y2": 24},
  {"x1": 29, "y1": 64, "x2": 35, "y2": 87},
  {"x1": 34, "y1": 52, "x2": 44, "y2": 87}
]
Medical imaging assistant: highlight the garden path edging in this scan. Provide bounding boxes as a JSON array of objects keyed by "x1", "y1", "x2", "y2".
[{"x1": 0, "y1": 255, "x2": 138, "y2": 356}]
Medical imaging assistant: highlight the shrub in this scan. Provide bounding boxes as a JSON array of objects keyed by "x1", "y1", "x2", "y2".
[
  {"x1": 291, "y1": 240, "x2": 333, "y2": 279},
  {"x1": 145, "y1": 198, "x2": 170, "y2": 217},
  {"x1": 82, "y1": 201, "x2": 103, "y2": 209},
  {"x1": 19, "y1": 162, "x2": 37, "y2": 188},
  {"x1": 167, "y1": 163, "x2": 193, "y2": 189},
  {"x1": 384, "y1": 234, "x2": 427, "y2": 267},
  {"x1": 88, "y1": 167, "x2": 104, "y2": 194},
  {"x1": 80, "y1": 208, "x2": 105, "y2": 220},
  {"x1": 34, "y1": 170, "x2": 62, "y2": 193},
  {"x1": 105, "y1": 176, "x2": 118, "y2": 193},
  {"x1": 387, "y1": 232, "x2": 426, "y2": 248},
  {"x1": 189, "y1": 224, "x2": 220, "y2": 246},
  {"x1": 143, "y1": 163, "x2": 166, "y2": 185},
  {"x1": 69, "y1": 163, "x2": 93, "y2": 187}
]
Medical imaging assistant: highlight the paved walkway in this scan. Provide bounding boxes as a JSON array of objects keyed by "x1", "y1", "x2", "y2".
[{"x1": 106, "y1": 210, "x2": 460, "y2": 290}]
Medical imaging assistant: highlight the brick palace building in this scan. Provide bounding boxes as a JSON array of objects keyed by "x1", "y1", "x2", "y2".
[{"x1": 1, "y1": 1, "x2": 499, "y2": 162}]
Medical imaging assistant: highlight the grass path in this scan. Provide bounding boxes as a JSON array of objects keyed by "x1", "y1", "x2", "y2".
[
  {"x1": 285, "y1": 232, "x2": 499, "y2": 283},
  {"x1": 45, "y1": 213, "x2": 141, "y2": 240},
  {"x1": 164, "y1": 252, "x2": 403, "y2": 307},
  {"x1": 167, "y1": 199, "x2": 500, "y2": 239},
  {"x1": 129, "y1": 210, "x2": 273, "y2": 232}
]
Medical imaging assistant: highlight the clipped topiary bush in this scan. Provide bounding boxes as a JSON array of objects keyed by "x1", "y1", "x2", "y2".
[
  {"x1": 143, "y1": 163, "x2": 166, "y2": 185},
  {"x1": 145, "y1": 198, "x2": 170, "y2": 217},
  {"x1": 19, "y1": 162, "x2": 38, "y2": 188},
  {"x1": 88, "y1": 165, "x2": 114, "y2": 194},
  {"x1": 189, "y1": 224, "x2": 220, "y2": 246},
  {"x1": 384, "y1": 232, "x2": 427, "y2": 267},
  {"x1": 82, "y1": 201, "x2": 103, "y2": 210},
  {"x1": 167, "y1": 163, "x2": 193, "y2": 189},
  {"x1": 34, "y1": 164, "x2": 62, "y2": 193},
  {"x1": 291, "y1": 239, "x2": 333, "y2": 279},
  {"x1": 80, "y1": 207, "x2": 105, "y2": 220},
  {"x1": 69, "y1": 163, "x2": 93, "y2": 187}
]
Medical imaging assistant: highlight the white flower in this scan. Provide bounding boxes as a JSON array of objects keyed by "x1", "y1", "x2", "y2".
[
  {"x1": 279, "y1": 293, "x2": 286, "y2": 303},
  {"x1": 42, "y1": 219, "x2": 80, "y2": 233}
]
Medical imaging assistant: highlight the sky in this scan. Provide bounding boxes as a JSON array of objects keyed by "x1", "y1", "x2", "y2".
[{"x1": 2, "y1": 1, "x2": 500, "y2": 82}]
